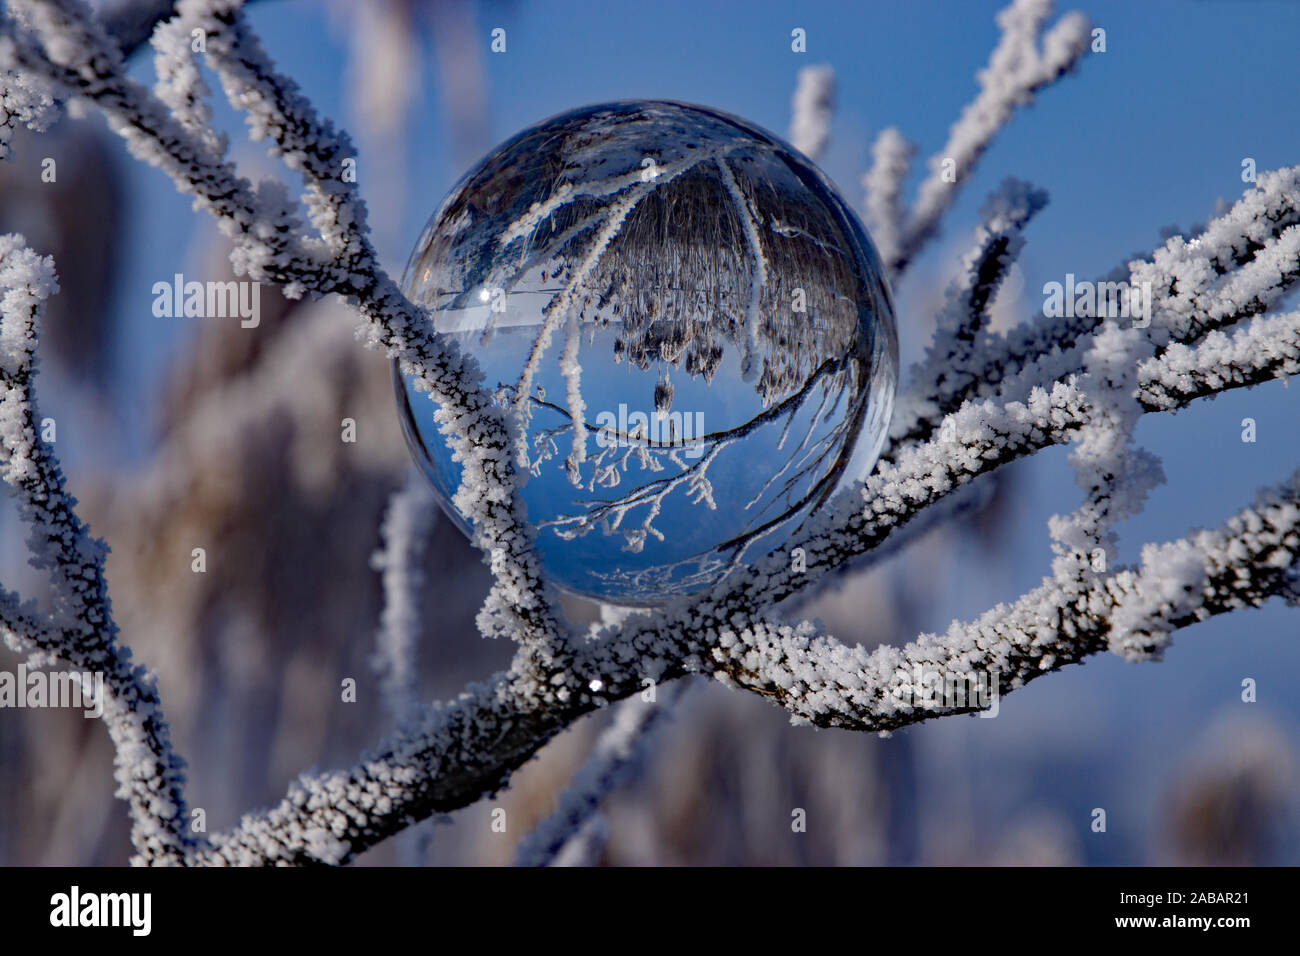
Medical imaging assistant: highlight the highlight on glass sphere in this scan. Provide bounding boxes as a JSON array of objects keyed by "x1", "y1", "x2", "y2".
[{"x1": 395, "y1": 99, "x2": 898, "y2": 605}]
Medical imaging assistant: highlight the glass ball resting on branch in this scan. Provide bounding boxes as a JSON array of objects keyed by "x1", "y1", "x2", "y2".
[{"x1": 396, "y1": 100, "x2": 898, "y2": 605}]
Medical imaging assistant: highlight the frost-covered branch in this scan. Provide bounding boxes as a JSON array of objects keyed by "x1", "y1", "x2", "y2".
[
  {"x1": 706, "y1": 468, "x2": 1300, "y2": 727},
  {"x1": 883, "y1": 177, "x2": 1047, "y2": 460},
  {"x1": 886, "y1": 164, "x2": 1300, "y2": 463},
  {"x1": 189, "y1": 450, "x2": 1300, "y2": 865},
  {"x1": 371, "y1": 472, "x2": 437, "y2": 727},
  {"x1": 0, "y1": 236, "x2": 191, "y2": 864},
  {"x1": 0, "y1": 0, "x2": 570, "y2": 666},
  {"x1": 0, "y1": 8, "x2": 60, "y2": 160},
  {"x1": 190, "y1": 276, "x2": 1300, "y2": 863},
  {"x1": 788, "y1": 63, "x2": 834, "y2": 163},
  {"x1": 1138, "y1": 309, "x2": 1300, "y2": 410},
  {"x1": 861, "y1": 126, "x2": 915, "y2": 273},
  {"x1": 872, "y1": 0, "x2": 1090, "y2": 276},
  {"x1": 369, "y1": 471, "x2": 439, "y2": 865}
]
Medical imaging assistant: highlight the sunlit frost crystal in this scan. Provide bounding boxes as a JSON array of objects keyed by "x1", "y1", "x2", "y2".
[{"x1": 397, "y1": 100, "x2": 898, "y2": 605}]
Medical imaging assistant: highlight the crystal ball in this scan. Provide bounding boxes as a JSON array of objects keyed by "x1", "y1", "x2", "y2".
[{"x1": 396, "y1": 100, "x2": 897, "y2": 605}]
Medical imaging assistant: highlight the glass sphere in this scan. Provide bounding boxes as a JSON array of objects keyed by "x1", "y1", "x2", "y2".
[{"x1": 396, "y1": 100, "x2": 897, "y2": 605}]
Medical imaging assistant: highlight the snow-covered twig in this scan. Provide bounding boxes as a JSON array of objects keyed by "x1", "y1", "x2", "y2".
[
  {"x1": 191, "y1": 283, "x2": 1300, "y2": 864},
  {"x1": 788, "y1": 64, "x2": 834, "y2": 163},
  {"x1": 861, "y1": 126, "x2": 915, "y2": 273},
  {"x1": 709, "y1": 467, "x2": 1300, "y2": 726},
  {"x1": 0, "y1": 51, "x2": 58, "y2": 160},
  {"x1": 189, "y1": 454, "x2": 1300, "y2": 865},
  {"x1": 0, "y1": 235, "x2": 191, "y2": 864},
  {"x1": 880, "y1": 0, "x2": 1090, "y2": 276},
  {"x1": 1, "y1": 0, "x2": 569, "y2": 664},
  {"x1": 371, "y1": 471, "x2": 437, "y2": 727},
  {"x1": 370, "y1": 471, "x2": 439, "y2": 865},
  {"x1": 887, "y1": 165, "x2": 1300, "y2": 461},
  {"x1": 883, "y1": 177, "x2": 1047, "y2": 460}
]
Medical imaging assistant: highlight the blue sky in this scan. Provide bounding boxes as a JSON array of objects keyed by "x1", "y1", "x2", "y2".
[
  {"x1": 112, "y1": 0, "x2": 1300, "y2": 438},
  {"x1": 99, "y1": 0, "x2": 1300, "y2": 860}
]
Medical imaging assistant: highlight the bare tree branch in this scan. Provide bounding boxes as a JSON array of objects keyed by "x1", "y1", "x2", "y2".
[{"x1": 0, "y1": 235, "x2": 192, "y2": 864}]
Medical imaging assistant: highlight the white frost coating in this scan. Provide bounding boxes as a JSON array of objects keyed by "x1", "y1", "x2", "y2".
[
  {"x1": 1046, "y1": 176, "x2": 1300, "y2": 582},
  {"x1": 0, "y1": 235, "x2": 192, "y2": 865},
  {"x1": 512, "y1": 187, "x2": 644, "y2": 469},
  {"x1": 1047, "y1": 318, "x2": 1161, "y2": 579},
  {"x1": 0, "y1": 5, "x2": 60, "y2": 161},
  {"x1": 887, "y1": 177, "x2": 1047, "y2": 458},
  {"x1": 558, "y1": 304, "x2": 587, "y2": 485},
  {"x1": 888, "y1": 164, "x2": 1300, "y2": 461},
  {"x1": 371, "y1": 472, "x2": 438, "y2": 727},
  {"x1": 716, "y1": 157, "x2": 767, "y2": 381},
  {"x1": 2, "y1": 0, "x2": 567, "y2": 655},
  {"x1": 702, "y1": 469, "x2": 1300, "y2": 726},
  {"x1": 149, "y1": 16, "x2": 226, "y2": 159},
  {"x1": 861, "y1": 126, "x2": 915, "y2": 273},
  {"x1": 887, "y1": 0, "x2": 1090, "y2": 274},
  {"x1": 788, "y1": 64, "x2": 834, "y2": 162},
  {"x1": 3, "y1": 0, "x2": 1298, "y2": 868},
  {"x1": 197, "y1": 459, "x2": 1300, "y2": 866},
  {"x1": 1139, "y1": 309, "x2": 1300, "y2": 409},
  {"x1": 0, "y1": 61, "x2": 58, "y2": 161},
  {"x1": 497, "y1": 147, "x2": 725, "y2": 249}
]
